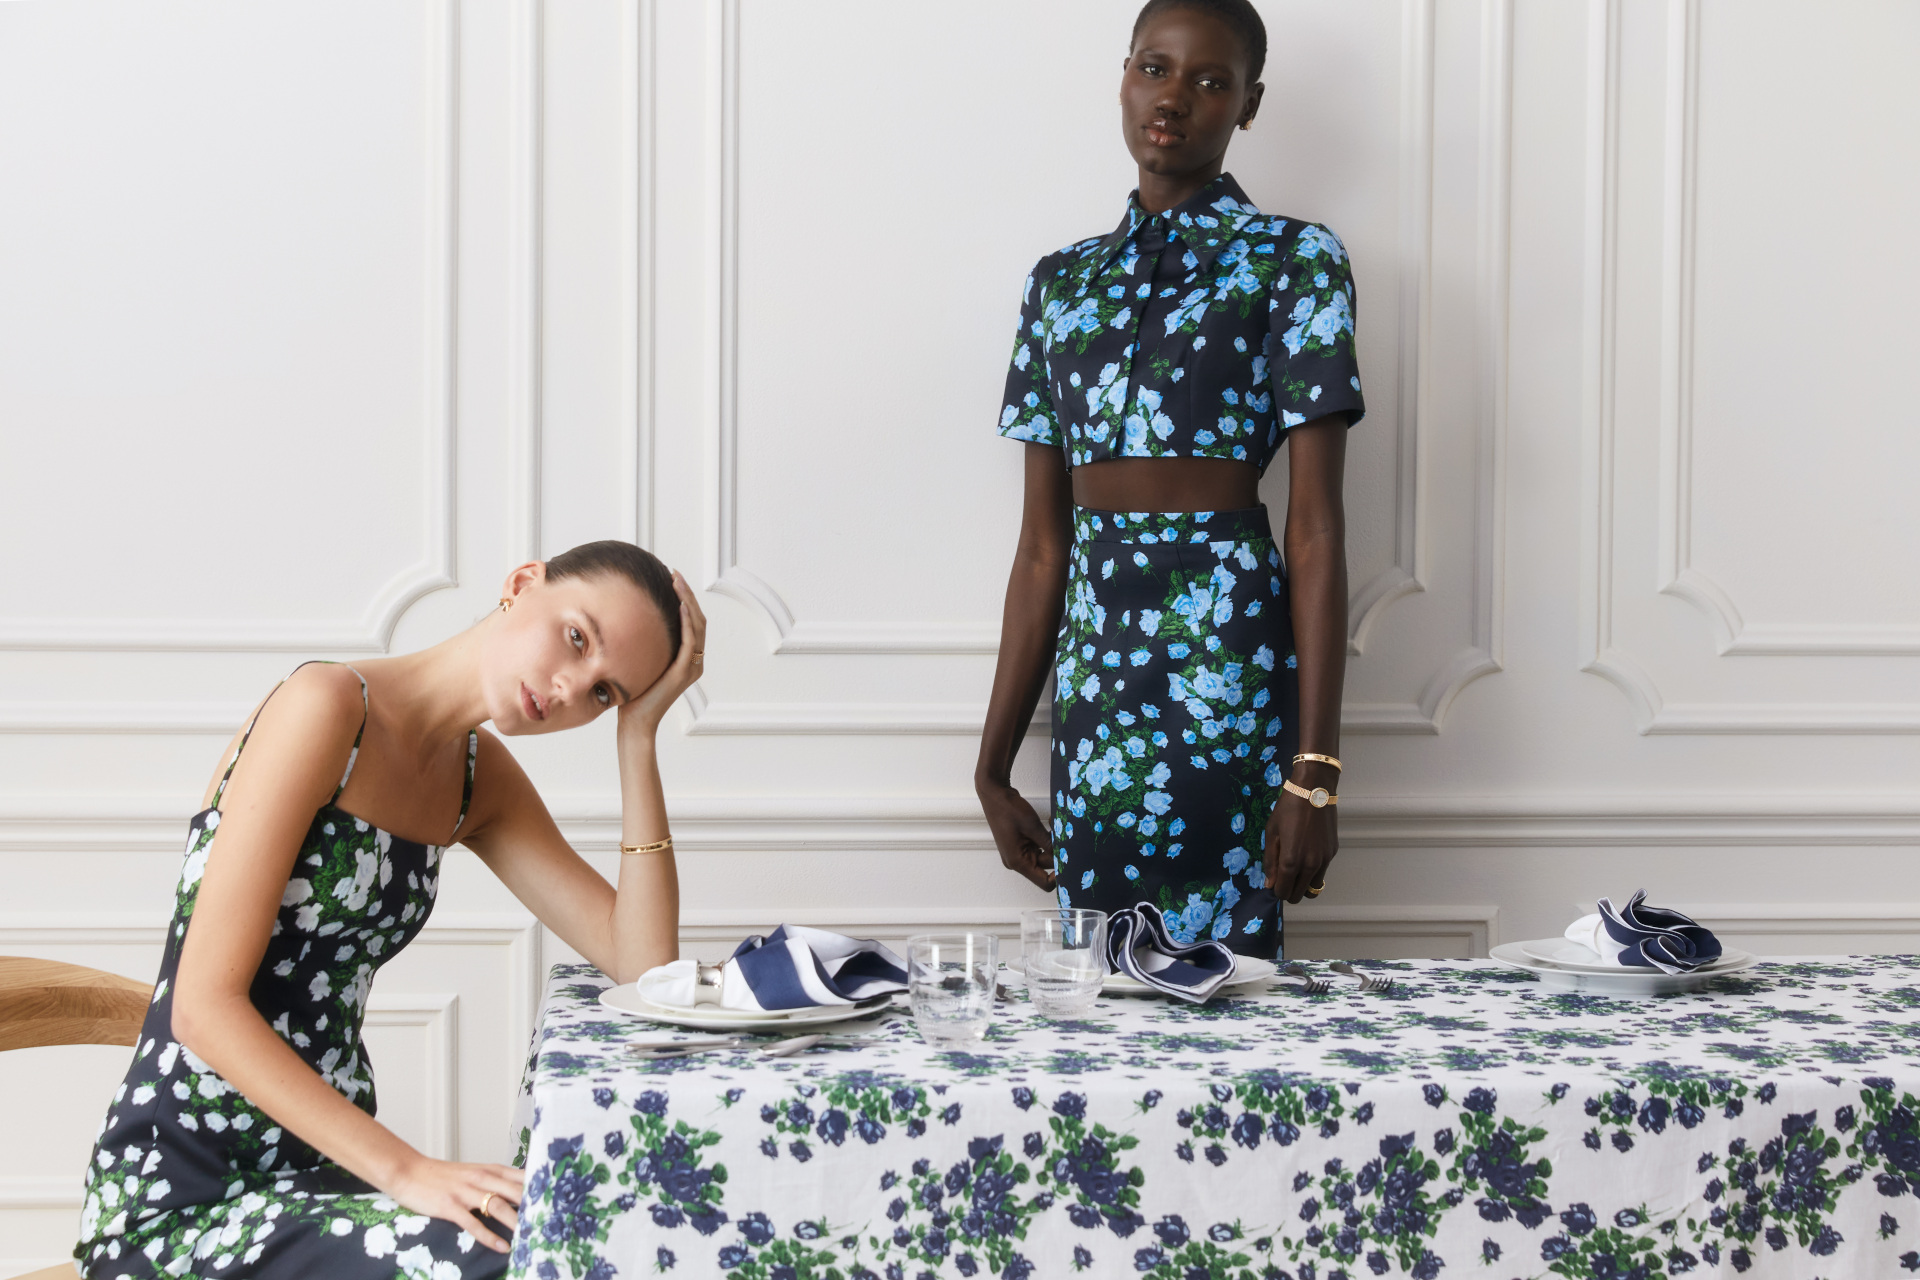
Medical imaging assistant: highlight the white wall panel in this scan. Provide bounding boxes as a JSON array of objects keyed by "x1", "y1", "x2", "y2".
[
  {"x1": 0, "y1": 0, "x2": 456, "y2": 653},
  {"x1": 4, "y1": 1, "x2": 1919, "y2": 1273},
  {"x1": 1581, "y1": 0, "x2": 1920, "y2": 731}
]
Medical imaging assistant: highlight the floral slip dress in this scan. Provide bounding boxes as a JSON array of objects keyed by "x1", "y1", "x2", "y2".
[{"x1": 75, "y1": 663, "x2": 506, "y2": 1279}]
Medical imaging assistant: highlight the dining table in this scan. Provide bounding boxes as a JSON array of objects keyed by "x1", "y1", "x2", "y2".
[{"x1": 506, "y1": 955, "x2": 1920, "y2": 1279}]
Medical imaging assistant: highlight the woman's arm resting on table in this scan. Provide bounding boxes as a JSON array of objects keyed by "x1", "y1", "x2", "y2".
[
  {"x1": 463, "y1": 573, "x2": 707, "y2": 987},
  {"x1": 975, "y1": 442, "x2": 1074, "y2": 892},
  {"x1": 172, "y1": 666, "x2": 524, "y2": 1254},
  {"x1": 1266, "y1": 416, "x2": 1349, "y2": 904}
]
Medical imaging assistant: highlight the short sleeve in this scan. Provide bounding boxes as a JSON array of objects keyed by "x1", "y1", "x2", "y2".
[
  {"x1": 1266, "y1": 222, "x2": 1366, "y2": 430},
  {"x1": 997, "y1": 266, "x2": 1062, "y2": 446}
]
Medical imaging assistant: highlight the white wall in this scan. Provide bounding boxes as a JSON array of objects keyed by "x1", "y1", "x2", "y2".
[{"x1": 3, "y1": 0, "x2": 1917, "y2": 1270}]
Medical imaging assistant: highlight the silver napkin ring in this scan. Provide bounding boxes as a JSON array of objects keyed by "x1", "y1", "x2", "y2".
[{"x1": 693, "y1": 962, "x2": 724, "y2": 1003}]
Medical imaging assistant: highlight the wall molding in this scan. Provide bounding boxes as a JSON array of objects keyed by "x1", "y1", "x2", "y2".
[
  {"x1": 696, "y1": 0, "x2": 1505, "y2": 708},
  {"x1": 0, "y1": 992, "x2": 458, "y2": 1212},
  {"x1": 1650, "y1": 0, "x2": 1920, "y2": 659},
  {"x1": 507, "y1": 0, "x2": 545, "y2": 563},
  {"x1": 695, "y1": 0, "x2": 1001, "y2": 659},
  {"x1": 363, "y1": 993, "x2": 459, "y2": 1161},
  {"x1": 622, "y1": 0, "x2": 658, "y2": 550},
  {"x1": 1580, "y1": 0, "x2": 1920, "y2": 732},
  {"x1": 681, "y1": 902, "x2": 1498, "y2": 959},
  {"x1": 1344, "y1": 0, "x2": 1437, "y2": 660},
  {"x1": 1571, "y1": 901, "x2": 1920, "y2": 947},
  {"x1": 679, "y1": 690, "x2": 1468, "y2": 738},
  {"x1": 0, "y1": 702, "x2": 255, "y2": 734},
  {"x1": 1687, "y1": 904, "x2": 1920, "y2": 939},
  {"x1": 0, "y1": 912, "x2": 540, "y2": 1161},
  {"x1": 11, "y1": 793, "x2": 1920, "y2": 853},
  {"x1": 0, "y1": 0, "x2": 460, "y2": 655}
]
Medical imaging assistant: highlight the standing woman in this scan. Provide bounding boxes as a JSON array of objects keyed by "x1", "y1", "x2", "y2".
[
  {"x1": 76, "y1": 542, "x2": 705, "y2": 1278},
  {"x1": 975, "y1": 0, "x2": 1364, "y2": 957}
]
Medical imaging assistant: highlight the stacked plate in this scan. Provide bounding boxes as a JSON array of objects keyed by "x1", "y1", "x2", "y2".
[
  {"x1": 598, "y1": 984, "x2": 897, "y2": 1032},
  {"x1": 1492, "y1": 937, "x2": 1757, "y2": 996}
]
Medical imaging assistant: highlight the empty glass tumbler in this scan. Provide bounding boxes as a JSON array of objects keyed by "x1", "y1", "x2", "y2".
[
  {"x1": 1021, "y1": 908, "x2": 1108, "y2": 1017},
  {"x1": 906, "y1": 933, "x2": 998, "y2": 1045}
]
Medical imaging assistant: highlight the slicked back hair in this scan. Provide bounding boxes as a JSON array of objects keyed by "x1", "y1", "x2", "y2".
[
  {"x1": 543, "y1": 540, "x2": 682, "y2": 658},
  {"x1": 1130, "y1": 0, "x2": 1268, "y2": 85}
]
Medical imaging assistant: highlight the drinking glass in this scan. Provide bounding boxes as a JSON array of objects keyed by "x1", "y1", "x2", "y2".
[
  {"x1": 1021, "y1": 908, "x2": 1109, "y2": 1017},
  {"x1": 906, "y1": 933, "x2": 998, "y2": 1046}
]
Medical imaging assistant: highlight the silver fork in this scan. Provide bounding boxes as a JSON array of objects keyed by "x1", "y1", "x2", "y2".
[
  {"x1": 1329, "y1": 961, "x2": 1396, "y2": 993},
  {"x1": 1281, "y1": 963, "x2": 1332, "y2": 995}
]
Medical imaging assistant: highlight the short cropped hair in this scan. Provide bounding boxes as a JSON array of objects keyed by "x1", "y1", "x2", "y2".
[{"x1": 1131, "y1": 0, "x2": 1268, "y2": 84}]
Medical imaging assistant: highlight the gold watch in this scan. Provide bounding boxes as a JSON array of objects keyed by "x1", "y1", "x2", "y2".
[{"x1": 1282, "y1": 779, "x2": 1337, "y2": 809}]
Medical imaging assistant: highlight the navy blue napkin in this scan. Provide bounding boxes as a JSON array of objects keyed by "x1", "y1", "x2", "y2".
[
  {"x1": 1106, "y1": 903, "x2": 1237, "y2": 1002},
  {"x1": 1565, "y1": 890, "x2": 1724, "y2": 973}
]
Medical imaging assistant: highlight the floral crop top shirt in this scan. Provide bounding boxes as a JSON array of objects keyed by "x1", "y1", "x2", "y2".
[{"x1": 998, "y1": 172, "x2": 1365, "y2": 471}]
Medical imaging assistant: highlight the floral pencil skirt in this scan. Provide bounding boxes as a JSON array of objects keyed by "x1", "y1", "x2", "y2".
[{"x1": 1050, "y1": 506, "x2": 1297, "y2": 958}]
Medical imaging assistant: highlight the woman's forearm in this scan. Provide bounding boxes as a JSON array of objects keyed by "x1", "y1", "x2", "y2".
[
  {"x1": 611, "y1": 730, "x2": 679, "y2": 984},
  {"x1": 976, "y1": 553, "x2": 1067, "y2": 787},
  {"x1": 1283, "y1": 419, "x2": 1350, "y2": 786},
  {"x1": 176, "y1": 995, "x2": 421, "y2": 1187},
  {"x1": 1286, "y1": 522, "x2": 1347, "y2": 773}
]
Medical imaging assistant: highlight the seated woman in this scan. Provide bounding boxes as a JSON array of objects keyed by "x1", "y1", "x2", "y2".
[{"x1": 75, "y1": 541, "x2": 705, "y2": 1279}]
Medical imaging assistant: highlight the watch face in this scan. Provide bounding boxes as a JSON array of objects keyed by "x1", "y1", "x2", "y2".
[{"x1": 1310, "y1": 788, "x2": 1330, "y2": 808}]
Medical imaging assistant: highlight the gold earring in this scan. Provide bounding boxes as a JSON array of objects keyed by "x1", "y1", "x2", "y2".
[
  {"x1": 498, "y1": 597, "x2": 513, "y2": 613},
  {"x1": 1239, "y1": 121, "x2": 1251, "y2": 131}
]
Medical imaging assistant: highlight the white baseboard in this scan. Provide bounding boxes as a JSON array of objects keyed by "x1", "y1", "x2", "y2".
[{"x1": 681, "y1": 903, "x2": 1500, "y2": 958}]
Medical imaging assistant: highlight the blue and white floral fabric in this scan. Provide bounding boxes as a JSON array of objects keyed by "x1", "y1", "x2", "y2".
[
  {"x1": 509, "y1": 956, "x2": 1920, "y2": 1280},
  {"x1": 997, "y1": 172, "x2": 1365, "y2": 470},
  {"x1": 1050, "y1": 507, "x2": 1294, "y2": 958}
]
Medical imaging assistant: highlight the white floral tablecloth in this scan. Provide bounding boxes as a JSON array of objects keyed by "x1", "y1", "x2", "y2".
[{"x1": 507, "y1": 957, "x2": 1920, "y2": 1280}]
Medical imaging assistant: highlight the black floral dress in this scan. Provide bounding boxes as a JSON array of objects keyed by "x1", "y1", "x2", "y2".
[
  {"x1": 998, "y1": 174, "x2": 1366, "y2": 956},
  {"x1": 75, "y1": 665, "x2": 505, "y2": 1279}
]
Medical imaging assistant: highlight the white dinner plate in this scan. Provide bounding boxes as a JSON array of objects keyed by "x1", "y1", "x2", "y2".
[
  {"x1": 1006, "y1": 955, "x2": 1276, "y2": 996},
  {"x1": 1518, "y1": 936, "x2": 1755, "y2": 976},
  {"x1": 597, "y1": 984, "x2": 898, "y2": 1033},
  {"x1": 1491, "y1": 942, "x2": 1757, "y2": 997}
]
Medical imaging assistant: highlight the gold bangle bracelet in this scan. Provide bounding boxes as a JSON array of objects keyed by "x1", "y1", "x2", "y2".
[
  {"x1": 620, "y1": 836, "x2": 673, "y2": 855},
  {"x1": 1292, "y1": 753, "x2": 1343, "y2": 771}
]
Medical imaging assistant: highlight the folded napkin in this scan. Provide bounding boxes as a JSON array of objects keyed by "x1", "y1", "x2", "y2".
[
  {"x1": 638, "y1": 925, "x2": 908, "y2": 1012},
  {"x1": 1564, "y1": 890, "x2": 1723, "y2": 974},
  {"x1": 1106, "y1": 903, "x2": 1237, "y2": 1003}
]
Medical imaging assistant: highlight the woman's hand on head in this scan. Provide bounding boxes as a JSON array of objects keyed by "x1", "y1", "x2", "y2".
[
  {"x1": 387, "y1": 1156, "x2": 524, "y2": 1254},
  {"x1": 618, "y1": 571, "x2": 708, "y2": 734}
]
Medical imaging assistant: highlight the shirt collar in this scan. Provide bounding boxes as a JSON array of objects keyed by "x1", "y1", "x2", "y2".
[{"x1": 1093, "y1": 172, "x2": 1264, "y2": 276}]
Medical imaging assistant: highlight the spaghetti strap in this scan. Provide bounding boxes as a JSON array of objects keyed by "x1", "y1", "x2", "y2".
[
  {"x1": 330, "y1": 665, "x2": 371, "y2": 802},
  {"x1": 448, "y1": 730, "x2": 478, "y2": 844},
  {"x1": 208, "y1": 661, "x2": 369, "y2": 811}
]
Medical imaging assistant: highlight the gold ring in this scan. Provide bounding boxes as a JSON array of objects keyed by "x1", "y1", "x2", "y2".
[
  {"x1": 1304, "y1": 880, "x2": 1325, "y2": 898},
  {"x1": 479, "y1": 1192, "x2": 496, "y2": 1220}
]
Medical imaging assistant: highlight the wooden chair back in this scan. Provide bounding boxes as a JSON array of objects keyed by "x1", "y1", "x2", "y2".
[
  {"x1": 1, "y1": 957, "x2": 153, "y2": 1279},
  {"x1": 0, "y1": 956, "x2": 152, "y2": 1053}
]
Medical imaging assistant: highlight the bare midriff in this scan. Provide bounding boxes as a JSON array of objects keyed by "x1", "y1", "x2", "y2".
[{"x1": 1070, "y1": 455, "x2": 1262, "y2": 513}]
